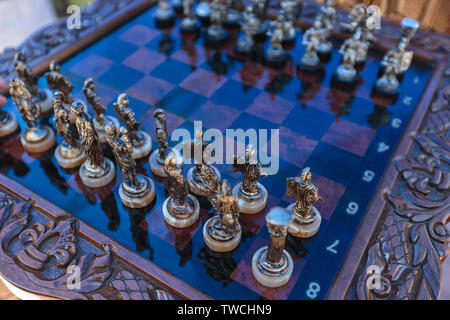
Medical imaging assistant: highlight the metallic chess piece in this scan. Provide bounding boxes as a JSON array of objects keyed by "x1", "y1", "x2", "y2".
[
  {"x1": 335, "y1": 28, "x2": 363, "y2": 84},
  {"x1": 251, "y1": 0, "x2": 269, "y2": 36},
  {"x1": 235, "y1": 6, "x2": 259, "y2": 54},
  {"x1": 264, "y1": 17, "x2": 288, "y2": 66},
  {"x1": 205, "y1": 0, "x2": 229, "y2": 44},
  {"x1": 14, "y1": 51, "x2": 53, "y2": 114},
  {"x1": 71, "y1": 101, "x2": 115, "y2": 188},
  {"x1": 149, "y1": 108, "x2": 182, "y2": 177},
  {"x1": 180, "y1": 0, "x2": 201, "y2": 33},
  {"x1": 316, "y1": 0, "x2": 335, "y2": 42},
  {"x1": 53, "y1": 91, "x2": 86, "y2": 169},
  {"x1": 280, "y1": 0, "x2": 298, "y2": 42},
  {"x1": 224, "y1": 0, "x2": 242, "y2": 28},
  {"x1": 231, "y1": 145, "x2": 268, "y2": 214},
  {"x1": 195, "y1": 0, "x2": 211, "y2": 23},
  {"x1": 340, "y1": 3, "x2": 375, "y2": 44},
  {"x1": 9, "y1": 78, "x2": 55, "y2": 153},
  {"x1": 300, "y1": 20, "x2": 324, "y2": 72},
  {"x1": 113, "y1": 94, "x2": 152, "y2": 159},
  {"x1": 252, "y1": 207, "x2": 294, "y2": 288},
  {"x1": 154, "y1": 0, "x2": 175, "y2": 27},
  {"x1": 106, "y1": 123, "x2": 155, "y2": 208},
  {"x1": 45, "y1": 61, "x2": 75, "y2": 105},
  {"x1": 83, "y1": 78, "x2": 120, "y2": 143},
  {"x1": 286, "y1": 167, "x2": 323, "y2": 238},
  {"x1": 163, "y1": 153, "x2": 200, "y2": 228}
]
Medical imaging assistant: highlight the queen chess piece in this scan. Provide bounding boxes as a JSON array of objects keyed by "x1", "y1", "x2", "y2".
[
  {"x1": 235, "y1": 7, "x2": 259, "y2": 54},
  {"x1": 9, "y1": 78, "x2": 55, "y2": 153},
  {"x1": 232, "y1": 145, "x2": 268, "y2": 214},
  {"x1": 71, "y1": 101, "x2": 115, "y2": 188},
  {"x1": 154, "y1": 0, "x2": 175, "y2": 27},
  {"x1": 180, "y1": 0, "x2": 201, "y2": 33},
  {"x1": 264, "y1": 17, "x2": 289, "y2": 67},
  {"x1": 252, "y1": 206, "x2": 294, "y2": 288},
  {"x1": 205, "y1": 0, "x2": 229, "y2": 44},
  {"x1": 300, "y1": 20, "x2": 324, "y2": 72}
]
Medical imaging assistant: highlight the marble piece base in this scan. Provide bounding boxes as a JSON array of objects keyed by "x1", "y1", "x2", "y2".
[
  {"x1": 149, "y1": 148, "x2": 182, "y2": 177},
  {"x1": 232, "y1": 183, "x2": 268, "y2": 214},
  {"x1": 21, "y1": 126, "x2": 56, "y2": 153},
  {"x1": 286, "y1": 203, "x2": 322, "y2": 238},
  {"x1": 186, "y1": 166, "x2": 221, "y2": 197},
  {"x1": 162, "y1": 194, "x2": 200, "y2": 228},
  {"x1": 119, "y1": 176, "x2": 155, "y2": 208},
  {"x1": 37, "y1": 89, "x2": 53, "y2": 114},
  {"x1": 54, "y1": 144, "x2": 86, "y2": 169},
  {"x1": 132, "y1": 131, "x2": 152, "y2": 159},
  {"x1": 96, "y1": 116, "x2": 120, "y2": 144},
  {"x1": 203, "y1": 217, "x2": 241, "y2": 252},
  {"x1": 79, "y1": 158, "x2": 115, "y2": 188},
  {"x1": 252, "y1": 246, "x2": 294, "y2": 288},
  {"x1": 0, "y1": 112, "x2": 18, "y2": 138}
]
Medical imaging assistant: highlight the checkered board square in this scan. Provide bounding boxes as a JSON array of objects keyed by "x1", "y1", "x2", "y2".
[{"x1": 0, "y1": 5, "x2": 433, "y2": 300}]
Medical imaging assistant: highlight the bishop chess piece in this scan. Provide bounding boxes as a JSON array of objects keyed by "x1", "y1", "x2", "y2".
[
  {"x1": 53, "y1": 92, "x2": 86, "y2": 169},
  {"x1": 205, "y1": 0, "x2": 229, "y2": 44},
  {"x1": 232, "y1": 145, "x2": 268, "y2": 214},
  {"x1": 264, "y1": 17, "x2": 289, "y2": 67},
  {"x1": 252, "y1": 207, "x2": 294, "y2": 288},
  {"x1": 45, "y1": 61, "x2": 75, "y2": 105},
  {"x1": 286, "y1": 167, "x2": 323, "y2": 238},
  {"x1": 163, "y1": 153, "x2": 200, "y2": 228},
  {"x1": 334, "y1": 28, "x2": 362, "y2": 86},
  {"x1": 14, "y1": 51, "x2": 53, "y2": 114},
  {"x1": 9, "y1": 78, "x2": 55, "y2": 153},
  {"x1": 224, "y1": 0, "x2": 242, "y2": 28},
  {"x1": 106, "y1": 123, "x2": 155, "y2": 208},
  {"x1": 113, "y1": 94, "x2": 152, "y2": 159},
  {"x1": 300, "y1": 20, "x2": 324, "y2": 72},
  {"x1": 235, "y1": 7, "x2": 259, "y2": 54},
  {"x1": 71, "y1": 101, "x2": 115, "y2": 188},
  {"x1": 149, "y1": 108, "x2": 182, "y2": 177},
  {"x1": 180, "y1": 0, "x2": 201, "y2": 33},
  {"x1": 0, "y1": 102, "x2": 18, "y2": 139},
  {"x1": 83, "y1": 78, "x2": 119, "y2": 143},
  {"x1": 154, "y1": 0, "x2": 175, "y2": 28},
  {"x1": 195, "y1": 0, "x2": 211, "y2": 23}
]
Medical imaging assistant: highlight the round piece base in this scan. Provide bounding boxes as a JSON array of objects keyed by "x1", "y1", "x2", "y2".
[
  {"x1": 54, "y1": 145, "x2": 86, "y2": 169},
  {"x1": 132, "y1": 131, "x2": 152, "y2": 159},
  {"x1": 232, "y1": 183, "x2": 268, "y2": 214},
  {"x1": 264, "y1": 49, "x2": 288, "y2": 68},
  {"x1": 36, "y1": 89, "x2": 53, "y2": 114},
  {"x1": 374, "y1": 82, "x2": 400, "y2": 98},
  {"x1": 180, "y1": 19, "x2": 201, "y2": 33},
  {"x1": 234, "y1": 41, "x2": 256, "y2": 55},
  {"x1": 162, "y1": 195, "x2": 200, "y2": 228},
  {"x1": 203, "y1": 217, "x2": 241, "y2": 252},
  {"x1": 21, "y1": 127, "x2": 56, "y2": 153},
  {"x1": 205, "y1": 31, "x2": 229, "y2": 47},
  {"x1": 286, "y1": 203, "x2": 322, "y2": 238},
  {"x1": 119, "y1": 177, "x2": 155, "y2": 208},
  {"x1": 299, "y1": 61, "x2": 322, "y2": 73},
  {"x1": 0, "y1": 112, "x2": 18, "y2": 138},
  {"x1": 252, "y1": 246, "x2": 293, "y2": 288},
  {"x1": 79, "y1": 158, "x2": 115, "y2": 188},
  {"x1": 149, "y1": 148, "x2": 183, "y2": 177}
]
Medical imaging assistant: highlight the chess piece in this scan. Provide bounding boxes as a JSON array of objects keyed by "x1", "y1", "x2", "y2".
[
  {"x1": 45, "y1": 61, "x2": 75, "y2": 105},
  {"x1": 335, "y1": 28, "x2": 362, "y2": 84},
  {"x1": 113, "y1": 94, "x2": 152, "y2": 159},
  {"x1": 264, "y1": 17, "x2": 288, "y2": 66},
  {"x1": 235, "y1": 7, "x2": 259, "y2": 54},
  {"x1": 286, "y1": 167, "x2": 323, "y2": 238},
  {"x1": 252, "y1": 207, "x2": 294, "y2": 288},
  {"x1": 300, "y1": 20, "x2": 324, "y2": 72},
  {"x1": 53, "y1": 92, "x2": 86, "y2": 169},
  {"x1": 83, "y1": 78, "x2": 119, "y2": 143},
  {"x1": 251, "y1": 0, "x2": 269, "y2": 36},
  {"x1": 9, "y1": 78, "x2": 55, "y2": 153},
  {"x1": 341, "y1": 4, "x2": 375, "y2": 44},
  {"x1": 14, "y1": 51, "x2": 53, "y2": 114},
  {"x1": 106, "y1": 123, "x2": 155, "y2": 208},
  {"x1": 224, "y1": 0, "x2": 242, "y2": 28},
  {"x1": 232, "y1": 145, "x2": 268, "y2": 214},
  {"x1": 163, "y1": 153, "x2": 200, "y2": 228},
  {"x1": 172, "y1": 0, "x2": 183, "y2": 12},
  {"x1": 195, "y1": 0, "x2": 211, "y2": 23},
  {"x1": 280, "y1": 0, "x2": 297, "y2": 42},
  {"x1": 154, "y1": 0, "x2": 175, "y2": 27},
  {"x1": 205, "y1": 0, "x2": 229, "y2": 44},
  {"x1": 314, "y1": 0, "x2": 335, "y2": 55},
  {"x1": 71, "y1": 101, "x2": 115, "y2": 188},
  {"x1": 149, "y1": 108, "x2": 182, "y2": 177},
  {"x1": 180, "y1": 0, "x2": 201, "y2": 33}
]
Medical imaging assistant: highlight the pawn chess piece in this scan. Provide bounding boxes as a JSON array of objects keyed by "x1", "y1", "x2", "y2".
[
  {"x1": 286, "y1": 167, "x2": 323, "y2": 238},
  {"x1": 300, "y1": 20, "x2": 324, "y2": 72},
  {"x1": 205, "y1": 0, "x2": 229, "y2": 44},
  {"x1": 195, "y1": 0, "x2": 211, "y2": 23},
  {"x1": 224, "y1": 0, "x2": 242, "y2": 28},
  {"x1": 9, "y1": 79, "x2": 55, "y2": 153},
  {"x1": 335, "y1": 28, "x2": 362, "y2": 85},
  {"x1": 149, "y1": 108, "x2": 182, "y2": 177},
  {"x1": 163, "y1": 153, "x2": 200, "y2": 228},
  {"x1": 113, "y1": 94, "x2": 152, "y2": 159},
  {"x1": 154, "y1": 0, "x2": 175, "y2": 27},
  {"x1": 232, "y1": 145, "x2": 268, "y2": 214},
  {"x1": 252, "y1": 206, "x2": 294, "y2": 288},
  {"x1": 0, "y1": 103, "x2": 18, "y2": 138},
  {"x1": 45, "y1": 61, "x2": 75, "y2": 105},
  {"x1": 53, "y1": 92, "x2": 86, "y2": 169},
  {"x1": 83, "y1": 78, "x2": 119, "y2": 143},
  {"x1": 180, "y1": 0, "x2": 201, "y2": 33},
  {"x1": 235, "y1": 7, "x2": 259, "y2": 54},
  {"x1": 264, "y1": 17, "x2": 288, "y2": 67},
  {"x1": 14, "y1": 51, "x2": 53, "y2": 114},
  {"x1": 106, "y1": 123, "x2": 155, "y2": 208},
  {"x1": 71, "y1": 101, "x2": 115, "y2": 188}
]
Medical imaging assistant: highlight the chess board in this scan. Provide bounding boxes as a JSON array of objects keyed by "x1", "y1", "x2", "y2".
[{"x1": 0, "y1": 5, "x2": 435, "y2": 300}]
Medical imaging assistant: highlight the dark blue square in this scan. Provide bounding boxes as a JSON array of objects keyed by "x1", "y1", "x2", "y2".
[
  {"x1": 84, "y1": 37, "x2": 139, "y2": 62},
  {"x1": 265, "y1": 72, "x2": 302, "y2": 102},
  {"x1": 150, "y1": 58, "x2": 194, "y2": 84},
  {"x1": 146, "y1": 34, "x2": 181, "y2": 56},
  {"x1": 210, "y1": 79, "x2": 261, "y2": 111},
  {"x1": 97, "y1": 63, "x2": 145, "y2": 92},
  {"x1": 200, "y1": 52, "x2": 244, "y2": 76},
  {"x1": 159, "y1": 87, "x2": 207, "y2": 118},
  {"x1": 229, "y1": 112, "x2": 280, "y2": 132}
]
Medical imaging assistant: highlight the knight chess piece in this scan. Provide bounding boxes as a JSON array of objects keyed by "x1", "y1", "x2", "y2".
[
  {"x1": 106, "y1": 123, "x2": 155, "y2": 208},
  {"x1": 252, "y1": 206, "x2": 294, "y2": 288},
  {"x1": 0, "y1": 104, "x2": 18, "y2": 138},
  {"x1": 154, "y1": 0, "x2": 175, "y2": 27},
  {"x1": 83, "y1": 78, "x2": 119, "y2": 143},
  {"x1": 231, "y1": 145, "x2": 268, "y2": 214},
  {"x1": 149, "y1": 108, "x2": 182, "y2": 177},
  {"x1": 224, "y1": 0, "x2": 242, "y2": 28},
  {"x1": 45, "y1": 61, "x2": 75, "y2": 105},
  {"x1": 235, "y1": 6, "x2": 259, "y2": 54},
  {"x1": 14, "y1": 51, "x2": 53, "y2": 114},
  {"x1": 180, "y1": 0, "x2": 201, "y2": 33},
  {"x1": 9, "y1": 78, "x2": 55, "y2": 153},
  {"x1": 53, "y1": 92, "x2": 86, "y2": 169},
  {"x1": 163, "y1": 153, "x2": 200, "y2": 228},
  {"x1": 113, "y1": 94, "x2": 152, "y2": 159},
  {"x1": 205, "y1": 0, "x2": 229, "y2": 44},
  {"x1": 264, "y1": 17, "x2": 289, "y2": 67},
  {"x1": 71, "y1": 101, "x2": 115, "y2": 188},
  {"x1": 334, "y1": 28, "x2": 362, "y2": 85},
  {"x1": 300, "y1": 20, "x2": 324, "y2": 72},
  {"x1": 286, "y1": 167, "x2": 323, "y2": 238},
  {"x1": 195, "y1": 0, "x2": 211, "y2": 23}
]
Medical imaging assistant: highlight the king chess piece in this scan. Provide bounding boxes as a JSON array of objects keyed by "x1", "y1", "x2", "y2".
[
  {"x1": 163, "y1": 153, "x2": 200, "y2": 228},
  {"x1": 300, "y1": 20, "x2": 324, "y2": 72},
  {"x1": 113, "y1": 94, "x2": 152, "y2": 159},
  {"x1": 9, "y1": 78, "x2": 55, "y2": 153},
  {"x1": 224, "y1": 0, "x2": 242, "y2": 28},
  {"x1": 252, "y1": 207, "x2": 294, "y2": 288},
  {"x1": 232, "y1": 145, "x2": 268, "y2": 214},
  {"x1": 205, "y1": 0, "x2": 229, "y2": 44},
  {"x1": 53, "y1": 92, "x2": 86, "y2": 169},
  {"x1": 334, "y1": 28, "x2": 362, "y2": 86},
  {"x1": 235, "y1": 6, "x2": 259, "y2": 54},
  {"x1": 14, "y1": 51, "x2": 53, "y2": 114},
  {"x1": 180, "y1": 0, "x2": 201, "y2": 33},
  {"x1": 71, "y1": 101, "x2": 115, "y2": 188},
  {"x1": 106, "y1": 123, "x2": 155, "y2": 208},
  {"x1": 154, "y1": 0, "x2": 175, "y2": 28},
  {"x1": 83, "y1": 78, "x2": 119, "y2": 143},
  {"x1": 264, "y1": 17, "x2": 289, "y2": 67},
  {"x1": 149, "y1": 108, "x2": 182, "y2": 177},
  {"x1": 286, "y1": 167, "x2": 323, "y2": 238}
]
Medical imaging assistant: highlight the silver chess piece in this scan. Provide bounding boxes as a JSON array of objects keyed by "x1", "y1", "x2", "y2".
[
  {"x1": 335, "y1": 28, "x2": 363, "y2": 83},
  {"x1": 181, "y1": 0, "x2": 201, "y2": 33},
  {"x1": 195, "y1": 0, "x2": 211, "y2": 22},
  {"x1": 280, "y1": 0, "x2": 297, "y2": 42},
  {"x1": 315, "y1": 0, "x2": 335, "y2": 54},
  {"x1": 300, "y1": 20, "x2": 324, "y2": 72},
  {"x1": 206, "y1": 0, "x2": 229, "y2": 43},
  {"x1": 235, "y1": 6, "x2": 259, "y2": 54},
  {"x1": 251, "y1": 0, "x2": 269, "y2": 36},
  {"x1": 224, "y1": 0, "x2": 242, "y2": 28},
  {"x1": 264, "y1": 17, "x2": 288, "y2": 66},
  {"x1": 155, "y1": 0, "x2": 175, "y2": 26},
  {"x1": 341, "y1": 4, "x2": 376, "y2": 44}
]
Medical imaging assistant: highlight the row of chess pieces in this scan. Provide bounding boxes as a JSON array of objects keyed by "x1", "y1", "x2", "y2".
[
  {"x1": 157, "y1": 0, "x2": 420, "y2": 98},
  {"x1": 0, "y1": 52, "x2": 321, "y2": 289}
]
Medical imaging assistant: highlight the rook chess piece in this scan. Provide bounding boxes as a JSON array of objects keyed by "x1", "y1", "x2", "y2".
[
  {"x1": 286, "y1": 167, "x2": 323, "y2": 238},
  {"x1": 252, "y1": 207, "x2": 294, "y2": 288},
  {"x1": 45, "y1": 61, "x2": 75, "y2": 105},
  {"x1": 235, "y1": 6, "x2": 259, "y2": 54},
  {"x1": 154, "y1": 0, "x2": 175, "y2": 27},
  {"x1": 232, "y1": 145, "x2": 268, "y2": 214},
  {"x1": 205, "y1": 0, "x2": 229, "y2": 44},
  {"x1": 106, "y1": 123, "x2": 155, "y2": 208},
  {"x1": 180, "y1": 0, "x2": 201, "y2": 33},
  {"x1": 9, "y1": 78, "x2": 55, "y2": 153},
  {"x1": 300, "y1": 20, "x2": 324, "y2": 72},
  {"x1": 264, "y1": 17, "x2": 289, "y2": 67}
]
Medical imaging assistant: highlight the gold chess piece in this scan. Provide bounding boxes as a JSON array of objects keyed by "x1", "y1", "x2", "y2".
[
  {"x1": 45, "y1": 61, "x2": 75, "y2": 105},
  {"x1": 9, "y1": 78, "x2": 55, "y2": 153}
]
